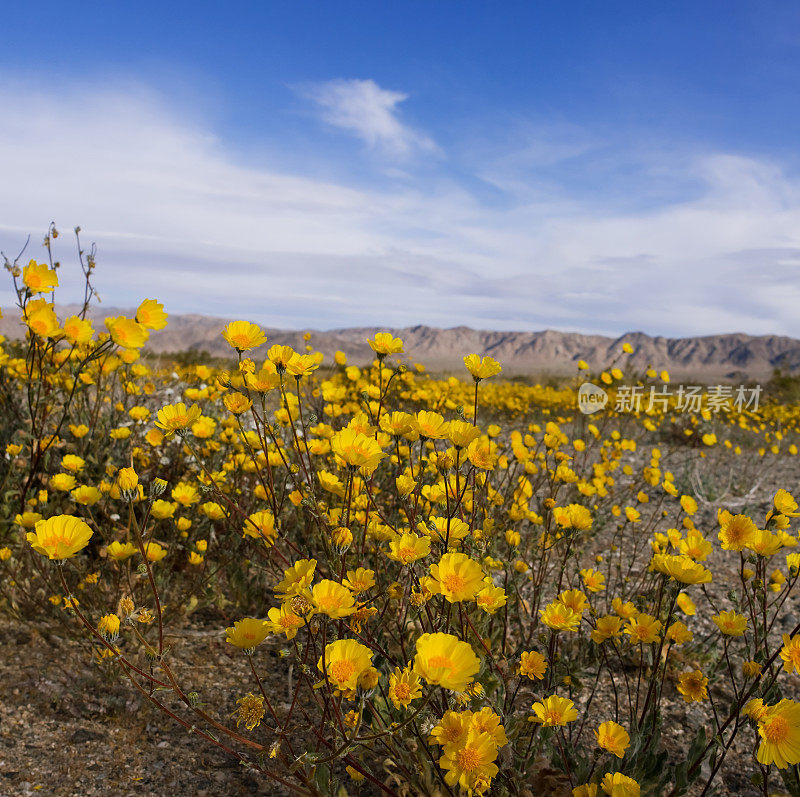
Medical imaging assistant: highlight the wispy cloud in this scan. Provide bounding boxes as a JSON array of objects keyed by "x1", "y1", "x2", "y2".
[
  {"x1": 302, "y1": 78, "x2": 437, "y2": 157},
  {"x1": 2, "y1": 77, "x2": 800, "y2": 337}
]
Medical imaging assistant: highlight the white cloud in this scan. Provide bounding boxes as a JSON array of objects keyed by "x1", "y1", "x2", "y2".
[
  {"x1": 2, "y1": 77, "x2": 800, "y2": 337},
  {"x1": 302, "y1": 78, "x2": 437, "y2": 156}
]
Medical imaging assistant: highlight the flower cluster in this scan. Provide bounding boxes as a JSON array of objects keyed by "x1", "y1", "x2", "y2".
[{"x1": 5, "y1": 228, "x2": 800, "y2": 795}]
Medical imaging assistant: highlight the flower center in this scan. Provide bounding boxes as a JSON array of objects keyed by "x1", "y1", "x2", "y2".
[
  {"x1": 394, "y1": 683, "x2": 411, "y2": 699},
  {"x1": 727, "y1": 523, "x2": 747, "y2": 543},
  {"x1": 455, "y1": 746, "x2": 481, "y2": 772},
  {"x1": 764, "y1": 715, "x2": 790, "y2": 744},
  {"x1": 330, "y1": 660, "x2": 357, "y2": 683},
  {"x1": 428, "y1": 655, "x2": 454, "y2": 671},
  {"x1": 443, "y1": 574, "x2": 466, "y2": 593}
]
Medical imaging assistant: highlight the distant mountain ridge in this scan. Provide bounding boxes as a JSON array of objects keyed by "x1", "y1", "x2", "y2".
[{"x1": 2, "y1": 306, "x2": 799, "y2": 380}]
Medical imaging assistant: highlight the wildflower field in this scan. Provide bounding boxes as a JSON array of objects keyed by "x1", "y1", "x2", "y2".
[{"x1": 5, "y1": 229, "x2": 800, "y2": 797}]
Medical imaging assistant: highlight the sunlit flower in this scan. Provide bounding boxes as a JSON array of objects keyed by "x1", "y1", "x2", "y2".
[
  {"x1": 612, "y1": 598, "x2": 638, "y2": 619},
  {"x1": 368, "y1": 332, "x2": 403, "y2": 356},
  {"x1": 242, "y1": 510, "x2": 277, "y2": 546},
  {"x1": 773, "y1": 489, "x2": 800, "y2": 518},
  {"x1": 50, "y1": 473, "x2": 77, "y2": 492},
  {"x1": 144, "y1": 542, "x2": 167, "y2": 562},
  {"x1": 71, "y1": 485, "x2": 102, "y2": 506},
  {"x1": 679, "y1": 532, "x2": 712, "y2": 561},
  {"x1": 666, "y1": 620, "x2": 693, "y2": 645},
  {"x1": 430, "y1": 552, "x2": 485, "y2": 603},
  {"x1": 651, "y1": 553, "x2": 711, "y2": 584},
  {"x1": 106, "y1": 540, "x2": 139, "y2": 561},
  {"x1": 475, "y1": 583, "x2": 507, "y2": 614},
  {"x1": 275, "y1": 558, "x2": 317, "y2": 599},
  {"x1": 155, "y1": 402, "x2": 202, "y2": 437},
  {"x1": 438, "y1": 729, "x2": 499, "y2": 795},
  {"x1": 105, "y1": 316, "x2": 149, "y2": 349},
  {"x1": 600, "y1": 772, "x2": 640, "y2": 796},
  {"x1": 429, "y1": 710, "x2": 471, "y2": 747},
  {"x1": 25, "y1": 302, "x2": 61, "y2": 338},
  {"x1": 580, "y1": 567, "x2": 606, "y2": 592},
  {"x1": 387, "y1": 533, "x2": 431, "y2": 564},
  {"x1": 756, "y1": 699, "x2": 800, "y2": 768},
  {"x1": 677, "y1": 670, "x2": 708, "y2": 702},
  {"x1": 718, "y1": 514, "x2": 757, "y2": 551},
  {"x1": 331, "y1": 428, "x2": 386, "y2": 474},
  {"x1": 388, "y1": 666, "x2": 423, "y2": 709},
  {"x1": 676, "y1": 592, "x2": 696, "y2": 616},
  {"x1": 266, "y1": 603, "x2": 305, "y2": 640},
  {"x1": 591, "y1": 615, "x2": 623, "y2": 644},
  {"x1": 553, "y1": 503, "x2": 593, "y2": 531},
  {"x1": 343, "y1": 567, "x2": 376, "y2": 594},
  {"x1": 63, "y1": 315, "x2": 94, "y2": 345},
  {"x1": 743, "y1": 660, "x2": 762, "y2": 678},
  {"x1": 23, "y1": 260, "x2": 58, "y2": 293},
  {"x1": 747, "y1": 528, "x2": 783, "y2": 557},
  {"x1": 27, "y1": 515, "x2": 93, "y2": 560},
  {"x1": 624, "y1": 614, "x2": 661, "y2": 645},
  {"x1": 414, "y1": 410, "x2": 448, "y2": 440},
  {"x1": 136, "y1": 299, "x2": 168, "y2": 330},
  {"x1": 413, "y1": 632, "x2": 481, "y2": 692},
  {"x1": 712, "y1": 610, "x2": 748, "y2": 637},
  {"x1": 463, "y1": 354, "x2": 502, "y2": 381},
  {"x1": 530, "y1": 695, "x2": 578, "y2": 726},
  {"x1": 559, "y1": 589, "x2": 589, "y2": 614},
  {"x1": 222, "y1": 320, "x2": 267, "y2": 352},
  {"x1": 318, "y1": 639, "x2": 373, "y2": 694},
  {"x1": 225, "y1": 617, "x2": 269, "y2": 652},
  {"x1": 540, "y1": 601, "x2": 582, "y2": 632},
  {"x1": 470, "y1": 707, "x2": 508, "y2": 748},
  {"x1": 312, "y1": 579, "x2": 356, "y2": 619},
  {"x1": 286, "y1": 353, "x2": 322, "y2": 378},
  {"x1": 224, "y1": 392, "x2": 253, "y2": 415},
  {"x1": 117, "y1": 467, "x2": 139, "y2": 493},
  {"x1": 467, "y1": 436, "x2": 498, "y2": 470},
  {"x1": 780, "y1": 634, "x2": 800, "y2": 674},
  {"x1": 150, "y1": 499, "x2": 176, "y2": 520},
  {"x1": 595, "y1": 721, "x2": 630, "y2": 758},
  {"x1": 171, "y1": 481, "x2": 199, "y2": 506}
]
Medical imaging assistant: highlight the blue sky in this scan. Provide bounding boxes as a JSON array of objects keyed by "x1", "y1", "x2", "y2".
[{"x1": 2, "y1": 1, "x2": 800, "y2": 336}]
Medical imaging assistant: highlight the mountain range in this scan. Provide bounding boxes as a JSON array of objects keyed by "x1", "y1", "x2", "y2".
[{"x1": 2, "y1": 307, "x2": 799, "y2": 380}]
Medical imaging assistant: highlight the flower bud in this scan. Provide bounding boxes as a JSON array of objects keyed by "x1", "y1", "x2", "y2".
[
  {"x1": 358, "y1": 666, "x2": 379, "y2": 694},
  {"x1": 98, "y1": 613, "x2": 121, "y2": 642},
  {"x1": 332, "y1": 526, "x2": 353, "y2": 553}
]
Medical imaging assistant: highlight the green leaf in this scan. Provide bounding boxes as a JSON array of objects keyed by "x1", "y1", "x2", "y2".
[{"x1": 688, "y1": 725, "x2": 706, "y2": 764}]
